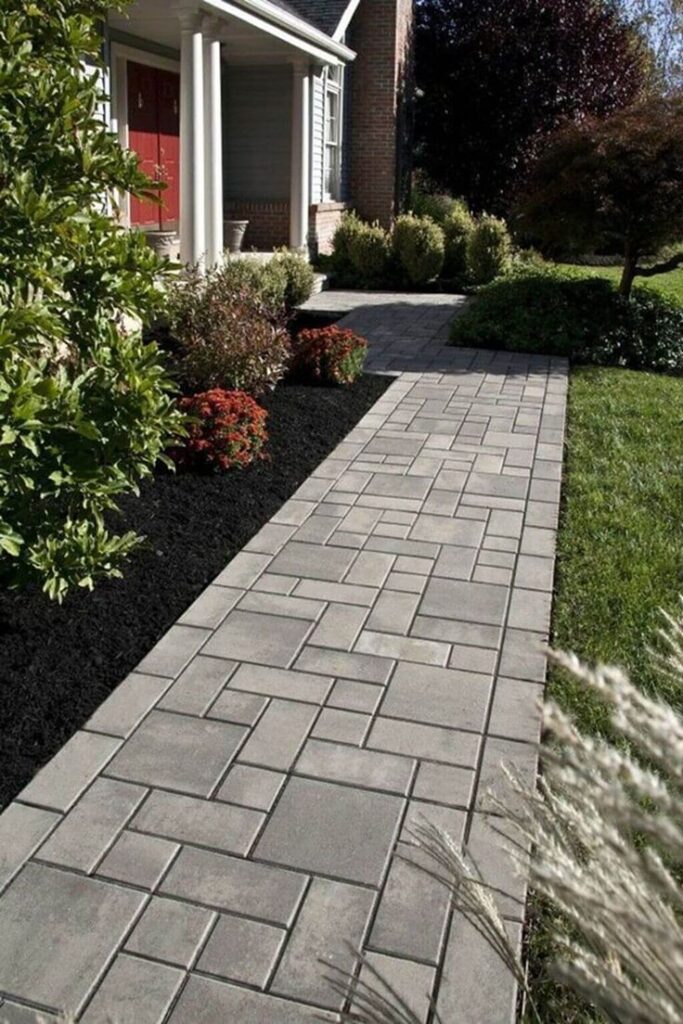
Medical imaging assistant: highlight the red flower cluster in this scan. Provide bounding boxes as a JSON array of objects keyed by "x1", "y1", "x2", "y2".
[
  {"x1": 290, "y1": 325, "x2": 368, "y2": 385},
  {"x1": 171, "y1": 388, "x2": 268, "y2": 472}
]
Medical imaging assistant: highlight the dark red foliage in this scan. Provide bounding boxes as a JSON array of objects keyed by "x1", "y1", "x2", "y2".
[
  {"x1": 171, "y1": 389, "x2": 268, "y2": 471},
  {"x1": 415, "y1": 0, "x2": 648, "y2": 213},
  {"x1": 289, "y1": 326, "x2": 368, "y2": 385}
]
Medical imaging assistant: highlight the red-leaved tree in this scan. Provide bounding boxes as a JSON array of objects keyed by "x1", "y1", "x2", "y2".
[
  {"x1": 415, "y1": 0, "x2": 648, "y2": 213},
  {"x1": 516, "y1": 95, "x2": 683, "y2": 297}
]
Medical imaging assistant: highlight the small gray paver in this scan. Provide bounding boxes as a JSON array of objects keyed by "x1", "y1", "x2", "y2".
[
  {"x1": 135, "y1": 624, "x2": 210, "y2": 678},
  {"x1": 295, "y1": 645, "x2": 394, "y2": 684},
  {"x1": 380, "y1": 662, "x2": 491, "y2": 733},
  {"x1": 295, "y1": 738, "x2": 414, "y2": 794},
  {"x1": 272, "y1": 877, "x2": 375, "y2": 1009},
  {"x1": 216, "y1": 764, "x2": 285, "y2": 811},
  {"x1": 344, "y1": 550, "x2": 395, "y2": 587},
  {"x1": 385, "y1": 570, "x2": 427, "y2": 594},
  {"x1": 206, "y1": 688, "x2": 268, "y2": 725},
  {"x1": 358, "y1": 952, "x2": 435, "y2": 1024},
  {"x1": 308, "y1": 602, "x2": 369, "y2": 650},
  {"x1": 355, "y1": 630, "x2": 450, "y2": 667},
  {"x1": 0, "y1": 862, "x2": 144, "y2": 1015},
  {"x1": 237, "y1": 590, "x2": 325, "y2": 621},
  {"x1": 227, "y1": 662, "x2": 332, "y2": 704},
  {"x1": 237, "y1": 699, "x2": 318, "y2": 771},
  {"x1": 125, "y1": 895, "x2": 215, "y2": 967},
  {"x1": 507, "y1": 587, "x2": 552, "y2": 632},
  {"x1": 132, "y1": 788, "x2": 264, "y2": 854},
  {"x1": 368, "y1": 717, "x2": 481, "y2": 768},
  {"x1": 178, "y1": 585, "x2": 242, "y2": 629},
  {"x1": 365, "y1": 473, "x2": 432, "y2": 501},
  {"x1": 158, "y1": 656, "x2": 237, "y2": 717},
  {"x1": 514, "y1": 553, "x2": 556, "y2": 592},
  {"x1": 326, "y1": 678, "x2": 384, "y2": 713},
  {"x1": 401, "y1": 800, "x2": 466, "y2": 844},
  {"x1": 419, "y1": 577, "x2": 508, "y2": 625},
  {"x1": 467, "y1": 814, "x2": 529, "y2": 919},
  {"x1": 0, "y1": 803, "x2": 60, "y2": 890},
  {"x1": 37, "y1": 777, "x2": 146, "y2": 872},
  {"x1": 17, "y1": 730, "x2": 121, "y2": 813},
  {"x1": 245, "y1": 521, "x2": 297, "y2": 554},
  {"x1": 167, "y1": 975, "x2": 337, "y2": 1022},
  {"x1": 97, "y1": 830, "x2": 178, "y2": 889},
  {"x1": 85, "y1": 673, "x2": 172, "y2": 738},
  {"x1": 294, "y1": 577, "x2": 378, "y2": 606},
  {"x1": 203, "y1": 609, "x2": 311, "y2": 667},
  {"x1": 255, "y1": 777, "x2": 403, "y2": 886},
  {"x1": 160, "y1": 846, "x2": 307, "y2": 925},
  {"x1": 436, "y1": 913, "x2": 520, "y2": 1024},
  {"x1": 477, "y1": 736, "x2": 539, "y2": 815},
  {"x1": 197, "y1": 914, "x2": 286, "y2": 988},
  {"x1": 106, "y1": 711, "x2": 246, "y2": 796},
  {"x1": 410, "y1": 514, "x2": 485, "y2": 548},
  {"x1": 251, "y1": 571, "x2": 297, "y2": 594},
  {"x1": 365, "y1": 590, "x2": 420, "y2": 635},
  {"x1": 213, "y1": 551, "x2": 271, "y2": 589},
  {"x1": 369, "y1": 846, "x2": 450, "y2": 965},
  {"x1": 498, "y1": 627, "x2": 547, "y2": 681},
  {"x1": 413, "y1": 762, "x2": 475, "y2": 808},
  {"x1": 449, "y1": 642, "x2": 498, "y2": 675},
  {"x1": 0, "y1": 1002, "x2": 60, "y2": 1023},
  {"x1": 488, "y1": 677, "x2": 545, "y2": 743},
  {"x1": 311, "y1": 707, "x2": 371, "y2": 744},
  {"x1": 268, "y1": 541, "x2": 356, "y2": 581},
  {"x1": 79, "y1": 953, "x2": 184, "y2": 1024}
]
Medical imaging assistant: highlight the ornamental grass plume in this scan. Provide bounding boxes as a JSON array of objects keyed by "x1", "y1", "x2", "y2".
[{"x1": 331, "y1": 602, "x2": 683, "y2": 1023}]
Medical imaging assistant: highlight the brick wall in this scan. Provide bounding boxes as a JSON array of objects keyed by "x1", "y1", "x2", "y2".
[
  {"x1": 348, "y1": 0, "x2": 414, "y2": 227},
  {"x1": 309, "y1": 202, "x2": 347, "y2": 257},
  {"x1": 224, "y1": 200, "x2": 290, "y2": 251}
]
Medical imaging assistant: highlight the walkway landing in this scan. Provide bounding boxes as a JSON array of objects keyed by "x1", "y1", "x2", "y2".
[{"x1": 0, "y1": 293, "x2": 567, "y2": 1023}]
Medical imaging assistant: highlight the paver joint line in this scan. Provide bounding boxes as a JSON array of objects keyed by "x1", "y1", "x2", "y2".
[{"x1": 0, "y1": 292, "x2": 567, "y2": 1024}]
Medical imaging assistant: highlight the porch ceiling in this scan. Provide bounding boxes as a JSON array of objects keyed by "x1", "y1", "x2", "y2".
[{"x1": 108, "y1": 0, "x2": 353, "y2": 64}]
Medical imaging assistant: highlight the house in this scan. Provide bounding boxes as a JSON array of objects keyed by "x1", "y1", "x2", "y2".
[{"x1": 103, "y1": 0, "x2": 413, "y2": 266}]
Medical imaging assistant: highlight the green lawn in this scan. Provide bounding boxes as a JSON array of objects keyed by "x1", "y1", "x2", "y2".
[
  {"x1": 528, "y1": 365, "x2": 683, "y2": 1019},
  {"x1": 556, "y1": 262, "x2": 683, "y2": 305}
]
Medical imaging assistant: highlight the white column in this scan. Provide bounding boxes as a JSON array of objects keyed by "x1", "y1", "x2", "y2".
[
  {"x1": 203, "y1": 18, "x2": 224, "y2": 267},
  {"x1": 179, "y1": 10, "x2": 206, "y2": 265},
  {"x1": 289, "y1": 63, "x2": 311, "y2": 253}
]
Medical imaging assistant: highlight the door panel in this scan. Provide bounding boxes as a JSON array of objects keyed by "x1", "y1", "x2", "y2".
[
  {"x1": 127, "y1": 61, "x2": 161, "y2": 228},
  {"x1": 157, "y1": 70, "x2": 181, "y2": 231}
]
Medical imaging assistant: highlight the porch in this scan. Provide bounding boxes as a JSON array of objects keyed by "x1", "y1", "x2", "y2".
[{"x1": 106, "y1": 0, "x2": 354, "y2": 265}]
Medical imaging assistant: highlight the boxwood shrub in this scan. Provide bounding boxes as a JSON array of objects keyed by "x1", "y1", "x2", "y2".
[
  {"x1": 450, "y1": 268, "x2": 683, "y2": 373},
  {"x1": 392, "y1": 214, "x2": 445, "y2": 286}
]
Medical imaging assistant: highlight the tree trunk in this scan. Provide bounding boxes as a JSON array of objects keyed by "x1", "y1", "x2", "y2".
[{"x1": 619, "y1": 246, "x2": 638, "y2": 299}]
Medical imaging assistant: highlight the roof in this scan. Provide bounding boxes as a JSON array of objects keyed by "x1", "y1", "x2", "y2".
[{"x1": 268, "y1": 0, "x2": 354, "y2": 37}]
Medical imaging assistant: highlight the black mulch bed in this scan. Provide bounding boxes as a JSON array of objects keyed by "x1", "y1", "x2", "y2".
[{"x1": 0, "y1": 374, "x2": 391, "y2": 811}]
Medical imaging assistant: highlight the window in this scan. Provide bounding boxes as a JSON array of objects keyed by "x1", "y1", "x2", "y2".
[{"x1": 324, "y1": 67, "x2": 343, "y2": 200}]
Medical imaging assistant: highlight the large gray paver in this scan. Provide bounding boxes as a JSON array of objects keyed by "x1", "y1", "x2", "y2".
[
  {"x1": 106, "y1": 710, "x2": 246, "y2": 796},
  {"x1": 271, "y1": 876, "x2": 375, "y2": 1008},
  {"x1": 0, "y1": 862, "x2": 144, "y2": 1014},
  {"x1": 255, "y1": 776, "x2": 403, "y2": 885},
  {"x1": 0, "y1": 292, "x2": 567, "y2": 1023}
]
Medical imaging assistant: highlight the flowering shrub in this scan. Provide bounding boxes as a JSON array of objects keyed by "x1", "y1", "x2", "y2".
[
  {"x1": 168, "y1": 266, "x2": 291, "y2": 395},
  {"x1": 290, "y1": 326, "x2": 368, "y2": 385},
  {"x1": 171, "y1": 389, "x2": 268, "y2": 471}
]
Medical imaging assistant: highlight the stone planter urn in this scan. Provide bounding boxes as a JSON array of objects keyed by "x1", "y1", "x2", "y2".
[
  {"x1": 144, "y1": 230, "x2": 177, "y2": 260},
  {"x1": 224, "y1": 219, "x2": 249, "y2": 254}
]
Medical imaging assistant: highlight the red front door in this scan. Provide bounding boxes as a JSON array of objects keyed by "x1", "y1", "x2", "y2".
[{"x1": 127, "y1": 62, "x2": 180, "y2": 231}]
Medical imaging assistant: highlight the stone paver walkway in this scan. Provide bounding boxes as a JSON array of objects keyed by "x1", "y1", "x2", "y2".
[{"x1": 0, "y1": 293, "x2": 567, "y2": 1024}]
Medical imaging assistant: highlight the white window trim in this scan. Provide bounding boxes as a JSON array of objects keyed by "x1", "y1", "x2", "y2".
[
  {"x1": 108, "y1": 43, "x2": 181, "y2": 227},
  {"x1": 323, "y1": 65, "x2": 344, "y2": 203}
]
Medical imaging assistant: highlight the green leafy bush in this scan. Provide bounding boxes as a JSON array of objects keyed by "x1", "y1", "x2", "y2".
[
  {"x1": 216, "y1": 257, "x2": 287, "y2": 316},
  {"x1": 271, "y1": 249, "x2": 316, "y2": 308},
  {"x1": 392, "y1": 214, "x2": 445, "y2": 286},
  {"x1": 409, "y1": 188, "x2": 459, "y2": 225},
  {"x1": 0, "y1": 0, "x2": 183, "y2": 600},
  {"x1": 450, "y1": 268, "x2": 683, "y2": 372},
  {"x1": 466, "y1": 215, "x2": 513, "y2": 283},
  {"x1": 347, "y1": 221, "x2": 392, "y2": 286},
  {"x1": 168, "y1": 267, "x2": 291, "y2": 394},
  {"x1": 443, "y1": 202, "x2": 475, "y2": 277},
  {"x1": 330, "y1": 211, "x2": 365, "y2": 279},
  {"x1": 290, "y1": 326, "x2": 368, "y2": 385}
]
